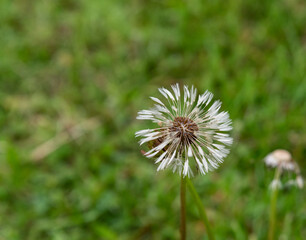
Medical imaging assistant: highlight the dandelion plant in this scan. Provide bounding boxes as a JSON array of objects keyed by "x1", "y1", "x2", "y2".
[
  {"x1": 136, "y1": 84, "x2": 233, "y2": 239},
  {"x1": 264, "y1": 149, "x2": 304, "y2": 240}
]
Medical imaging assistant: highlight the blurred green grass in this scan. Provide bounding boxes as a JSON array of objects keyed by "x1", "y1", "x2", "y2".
[{"x1": 0, "y1": 0, "x2": 305, "y2": 239}]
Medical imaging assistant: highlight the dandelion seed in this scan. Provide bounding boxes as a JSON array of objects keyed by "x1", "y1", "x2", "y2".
[{"x1": 135, "y1": 84, "x2": 233, "y2": 177}]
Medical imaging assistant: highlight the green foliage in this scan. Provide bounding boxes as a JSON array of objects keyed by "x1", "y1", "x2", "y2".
[{"x1": 0, "y1": 0, "x2": 305, "y2": 239}]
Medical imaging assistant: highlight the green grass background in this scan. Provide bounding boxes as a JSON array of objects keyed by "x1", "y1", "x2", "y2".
[{"x1": 0, "y1": 0, "x2": 305, "y2": 239}]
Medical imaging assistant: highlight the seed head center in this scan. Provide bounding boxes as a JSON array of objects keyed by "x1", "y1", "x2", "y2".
[{"x1": 170, "y1": 117, "x2": 198, "y2": 145}]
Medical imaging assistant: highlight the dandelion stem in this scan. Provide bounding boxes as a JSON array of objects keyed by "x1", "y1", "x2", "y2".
[
  {"x1": 268, "y1": 167, "x2": 281, "y2": 240},
  {"x1": 186, "y1": 178, "x2": 215, "y2": 240},
  {"x1": 180, "y1": 174, "x2": 186, "y2": 240}
]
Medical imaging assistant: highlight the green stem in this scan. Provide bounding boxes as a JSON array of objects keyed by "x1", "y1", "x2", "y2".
[
  {"x1": 180, "y1": 174, "x2": 186, "y2": 240},
  {"x1": 268, "y1": 167, "x2": 281, "y2": 240},
  {"x1": 186, "y1": 178, "x2": 215, "y2": 240}
]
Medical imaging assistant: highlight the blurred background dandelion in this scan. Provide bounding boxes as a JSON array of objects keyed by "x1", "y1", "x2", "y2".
[{"x1": 0, "y1": 0, "x2": 305, "y2": 239}]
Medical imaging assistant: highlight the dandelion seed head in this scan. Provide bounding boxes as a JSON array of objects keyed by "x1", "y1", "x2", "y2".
[
  {"x1": 296, "y1": 176, "x2": 304, "y2": 189},
  {"x1": 269, "y1": 179, "x2": 282, "y2": 190},
  {"x1": 264, "y1": 149, "x2": 304, "y2": 190},
  {"x1": 135, "y1": 84, "x2": 233, "y2": 177},
  {"x1": 264, "y1": 149, "x2": 296, "y2": 171}
]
